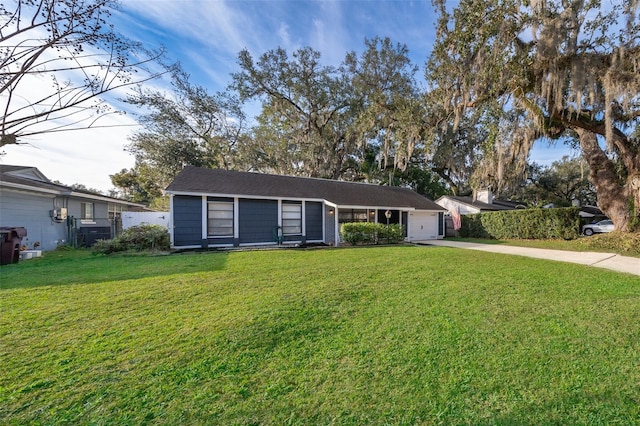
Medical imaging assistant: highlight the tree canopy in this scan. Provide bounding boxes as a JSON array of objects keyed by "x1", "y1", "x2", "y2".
[
  {"x1": 508, "y1": 156, "x2": 596, "y2": 207},
  {"x1": 112, "y1": 65, "x2": 250, "y2": 201},
  {"x1": 232, "y1": 46, "x2": 356, "y2": 179},
  {"x1": 231, "y1": 37, "x2": 431, "y2": 180},
  {"x1": 110, "y1": 2, "x2": 639, "y2": 229},
  {"x1": 117, "y1": 37, "x2": 447, "y2": 202},
  {"x1": 427, "y1": 0, "x2": 640, "y2": 230}
]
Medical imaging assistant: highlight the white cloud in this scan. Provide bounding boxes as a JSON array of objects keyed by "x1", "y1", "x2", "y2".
[
  {"x1": 278, "y1": 22, "x2": 292, "y2": 48},
  {"x1": 121, "y1": 0, "x2": 257, "y2": 54},
  {"x1": 309, "y1": 3, "x2": 349, "y2": 65}
]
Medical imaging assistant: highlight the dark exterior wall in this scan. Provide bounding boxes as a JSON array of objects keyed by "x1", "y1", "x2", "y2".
[
  {"x1": 305, "y1": 201, "x2": 323, "y2": 241},
  {"x1": 171, "y1": 196, "x2": 330, "y2": 247},
  {"x1": 378, "y1": 209, "x2": 400, "y2": 225},
  {"x1": 325, "y1": 207, "x2": 336, "y2": 245},
  {"x1": 402, "y1": 211, "x2": 408, "y2": 237},
  {"x1": 173, "y1": 195, "x2": 203, "y2": 246},
  {"x1": 239, "y1": 199, "x2": 278, "y2": 244}
]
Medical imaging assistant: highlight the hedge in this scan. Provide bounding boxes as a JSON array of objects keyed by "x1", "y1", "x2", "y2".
[
  {"x1": 458, "y1": 207, "x2": 581, "y2": 240},
  {"x1": 340, "y1": 222, "x2": 405, "y2": 245}
]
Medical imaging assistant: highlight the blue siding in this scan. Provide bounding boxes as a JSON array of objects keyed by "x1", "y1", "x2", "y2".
[
  {"x1": 173, "y1": 195, "x2": 202, "y2": 246},
  {"x1": 325, "y1": 207, "x2": 336, "y2": 245},
  {"x1": 206, "y1": 236, "x2": 235, "y2": 246},
  {"x1": 239, "y1": 199, "x2": 278, "y2": 244},
  {"x1": 305, "y1": 202, "x2": 323, "y2": 241}
]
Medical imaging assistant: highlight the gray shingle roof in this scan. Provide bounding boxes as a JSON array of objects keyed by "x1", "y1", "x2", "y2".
[
  {"x1": 0, "y1": 165, "x2": 71, "y2": 192},
  {"x1": 166, "y1": 166, "x2": 445, "y2": 211},
  {"x1": 0, "y1": 165, "x2": 148, "y2": 207}
]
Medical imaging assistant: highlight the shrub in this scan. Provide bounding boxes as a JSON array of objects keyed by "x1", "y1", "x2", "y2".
[
  {"x1": 340, "y1": 222, "x2": 405, "y2": 245},
  {"x1": 459, "y1": 214, "x2": 491, "y2": 239},
  {"x1": 340, "y1": 222, "x2": 377, "y2": 245},
  {"x1": 576, "y1": 231, "x2": 640, "y2": 256},
  {"x1": 459, "y1": 207, "x2": 580, "y2": 240},
  {"x1": 378, "y1": 223, "x2": 406, "y2": 243},
  {"x1": 93, "y1": 224, "x2": 170, "y2": 255}
]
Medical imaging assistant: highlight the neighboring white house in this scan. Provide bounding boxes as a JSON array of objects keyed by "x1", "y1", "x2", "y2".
[
  {"x1": 0, "y1": 165, "x2": 149, "y2": 251},
  {"x1": 435, "y1": 190, "x2": 526, "y2": 215}
]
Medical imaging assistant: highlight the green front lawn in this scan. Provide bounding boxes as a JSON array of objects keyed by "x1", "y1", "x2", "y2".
[{"x1": 1, "y1": 247, "x2": 639, "y2": 424}]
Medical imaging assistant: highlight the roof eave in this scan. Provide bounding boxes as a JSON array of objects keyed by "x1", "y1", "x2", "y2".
[{"x1": 0, "y1": 181, "x2": 68, "y2": 196}]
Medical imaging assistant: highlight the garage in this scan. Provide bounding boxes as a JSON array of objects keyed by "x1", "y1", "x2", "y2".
[{"x1": 407, "y1": 211, "x2": 440, "y2": 241}]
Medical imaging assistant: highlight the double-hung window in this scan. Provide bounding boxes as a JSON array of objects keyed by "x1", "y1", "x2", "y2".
[
  {"x1": 81, "y1": 202, "x2": 94, "y2": 220},
  {"x1": 282, "y1": 203, "x2": 302, "y2": 235},
  {"x1": 207, "y1": 202, "x2": 234, "y2": 237}
]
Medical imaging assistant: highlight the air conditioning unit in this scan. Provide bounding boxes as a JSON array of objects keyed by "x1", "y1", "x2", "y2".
[{"x1": 51, "y1": 208, "x2": 68, "y2": 220}]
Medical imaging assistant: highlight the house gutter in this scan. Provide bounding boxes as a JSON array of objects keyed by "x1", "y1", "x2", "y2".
[
  {"x1": 67, "y1": 190, "x2": 147, "y2": 209},
  {"x1": 0, "y1": 181, "x2": 65, "y2": 196},
  {"x1": 165, "y1": 190, "x2": 326, "y2": 204}
]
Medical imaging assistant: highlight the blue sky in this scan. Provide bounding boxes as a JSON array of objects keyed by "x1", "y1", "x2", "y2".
[
  {"x1": 2, "y1": 0, "x2": 573, "y2": 192},
  {"x1": 117, "y1": 1, "x2": 440, "y2": 89}
]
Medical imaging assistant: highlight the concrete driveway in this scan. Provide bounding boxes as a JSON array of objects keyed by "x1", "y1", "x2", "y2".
[{"x1": 417, "y1": 240, "x2": 640, "y2": 277}]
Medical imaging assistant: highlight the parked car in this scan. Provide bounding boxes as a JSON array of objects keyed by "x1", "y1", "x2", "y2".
[{"x1": 582, "y1": 219, "x2": 614, "y2": 236}]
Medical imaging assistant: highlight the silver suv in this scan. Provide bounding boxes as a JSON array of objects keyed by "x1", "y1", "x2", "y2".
[{"x1": 582, "y1": 219, "x2": 614, "y2": 236}]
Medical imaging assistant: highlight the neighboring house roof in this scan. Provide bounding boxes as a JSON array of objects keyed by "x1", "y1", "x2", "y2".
[
  {"x1": 0, "y1": 164, "x2": 148, "y2": 208},
  {"x1": 492, "y1": 199, "x2": 528, "y2": 209},
  {"x1": 166, "y1": 166, "x2": 445, "y2": 211},
  {"x1": 1, "y1": 164, "x2": 67, "y2": 194},
  {"x1": 436, "y1": 195, "x2": 516, "y2": 211}
]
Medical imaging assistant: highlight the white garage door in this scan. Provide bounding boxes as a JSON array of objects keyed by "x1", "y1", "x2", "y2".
[{"x1": 408, "y1": 211, "x2": 439, "y2": 241}]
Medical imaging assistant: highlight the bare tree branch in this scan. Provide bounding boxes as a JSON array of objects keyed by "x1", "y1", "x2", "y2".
[{"x1": 0, "y1": 0, "x2": 168, "y2": 147}]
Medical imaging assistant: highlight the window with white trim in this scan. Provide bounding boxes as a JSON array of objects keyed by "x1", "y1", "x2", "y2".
[
  {"x1": 338, "y1": 209, "x2": 369, "y2": 223},
  {"x1": 81, "y1": 202, "x2": 94, "y2": 220},
  {"x1": 207, "y1": 202, "x2": 234, "y2": 237},
  {"x1": 282, "y1": 203, "x2": 302, "y2": 235}
]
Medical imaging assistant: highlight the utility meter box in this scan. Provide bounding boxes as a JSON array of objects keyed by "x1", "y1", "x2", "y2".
[{"x1": 51, "y1": 208, "x2": 68, "y2": 220}]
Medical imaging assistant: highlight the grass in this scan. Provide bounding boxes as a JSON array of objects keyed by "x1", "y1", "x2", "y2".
[
  {"x1": 449, "y1": 231, "x2": 640, "y2": 258},
  {"x1": 1, "y1": 246, "x2": 639, "y2": 424}
]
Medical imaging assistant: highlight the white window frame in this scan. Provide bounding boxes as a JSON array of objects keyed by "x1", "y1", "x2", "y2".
[
  {"x1": 282, "y1": 203, "x2": 302, "y2": 236},
  {"x1": 81, "y1": 202, "x2": 94, "y2": 220},
  {"x1": 207, "y1": 201, "x2": 234, "y2": 237}
]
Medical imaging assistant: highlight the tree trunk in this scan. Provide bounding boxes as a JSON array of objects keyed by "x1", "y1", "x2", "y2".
[{"x1": 575, "y1": 128, "x2": 637, "y2": 231}]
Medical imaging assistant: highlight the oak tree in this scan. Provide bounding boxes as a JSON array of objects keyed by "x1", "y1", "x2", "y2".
[
  {"x1": 122, "y1": 66, "x2": 251, "y2": 198},
  {"x1": 428, "y1": 0, "x2": 640, "y2": 230},
  {"x1": 232, "y1": 38, "x2": 427, "y2": 181},
  {"x1": 232, "y1": 46, "x2": 357, "y2": 179}
]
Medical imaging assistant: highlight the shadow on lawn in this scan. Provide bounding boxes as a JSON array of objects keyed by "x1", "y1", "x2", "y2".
[{"x1": 0, "y1": 250, "x2": 230, "y2": 290}]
